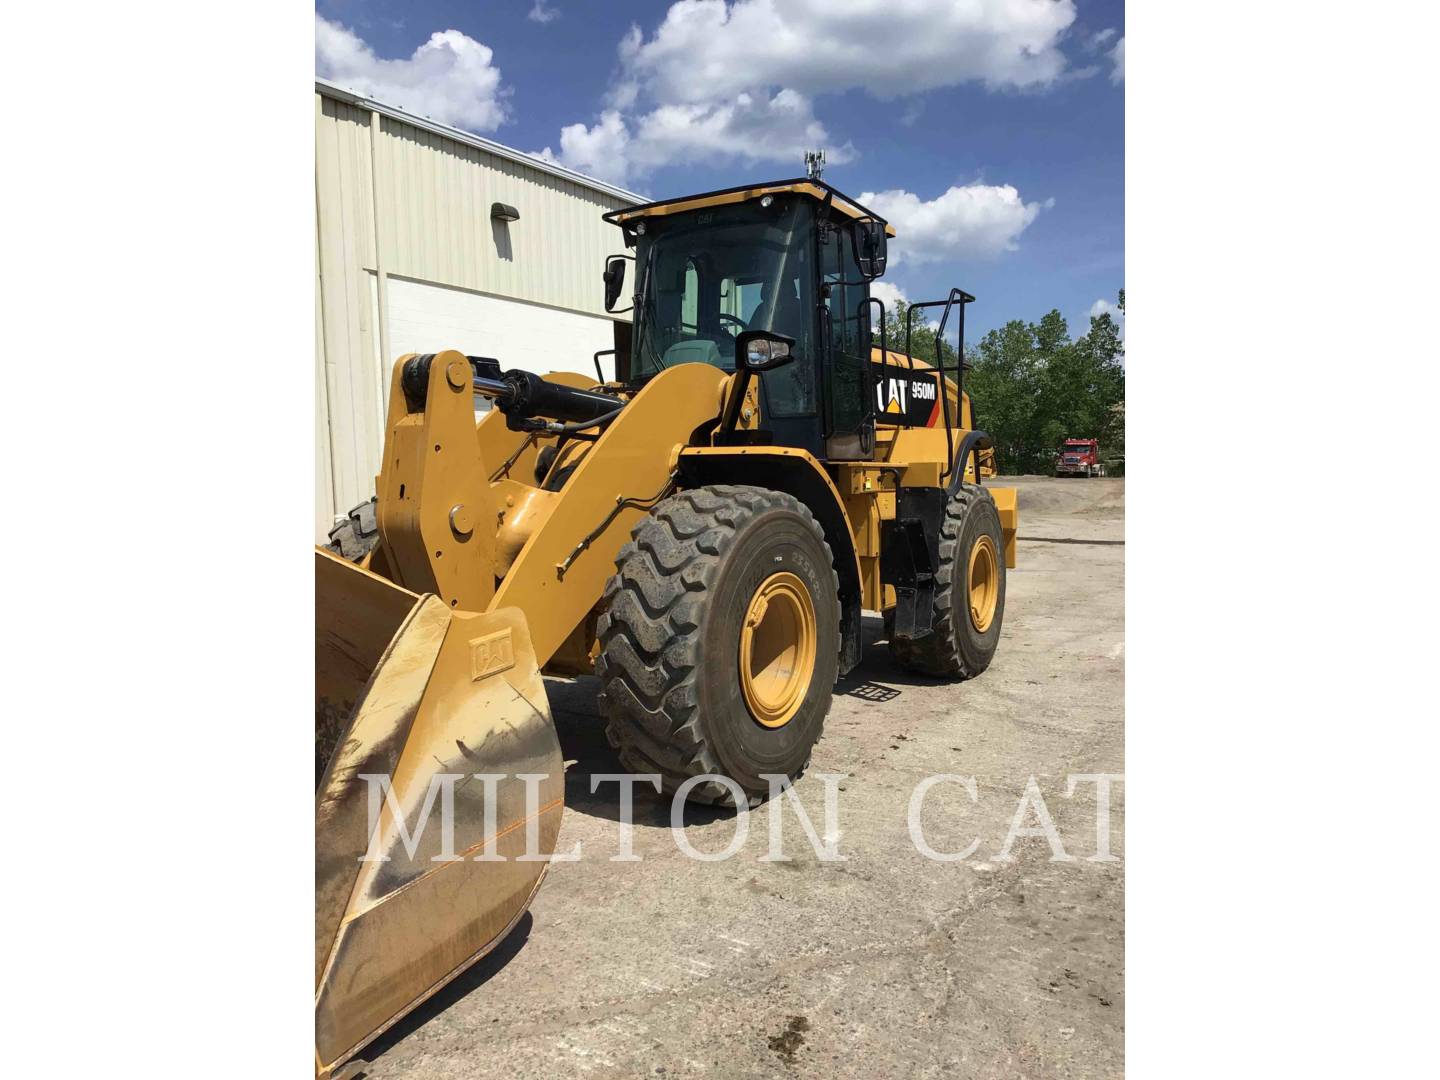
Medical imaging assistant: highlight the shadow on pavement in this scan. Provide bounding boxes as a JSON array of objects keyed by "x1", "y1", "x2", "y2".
[
  {"x1": 355, "y1": 912, "x2": 535, "y2": 1071},
  {"x1": 537, "y1": 610, "x2": 965, "y2": 823}
]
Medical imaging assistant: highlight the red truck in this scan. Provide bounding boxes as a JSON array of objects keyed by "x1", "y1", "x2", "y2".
[{"x1": 1055, "y1": 438, "x2": 1104, "y2": 477}]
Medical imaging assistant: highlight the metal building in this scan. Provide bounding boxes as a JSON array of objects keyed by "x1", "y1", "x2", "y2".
[{"x1": 315, "y1": 78, "x2": 639, "y2": 538}]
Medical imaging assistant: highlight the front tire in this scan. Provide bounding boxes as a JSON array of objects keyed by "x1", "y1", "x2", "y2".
[
  {"x1": 597, "y1": 485, "x2": 840, "y2": 805},
  {"x1": 326, "y1": 497, "x2": 379, "y2": 561},
  {"x1": 889, "y1": 484, "x2": 1007, "y2": 678}
]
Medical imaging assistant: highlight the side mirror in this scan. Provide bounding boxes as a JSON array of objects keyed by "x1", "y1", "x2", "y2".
[
  {"x1": 855, "y1": 220, "x2": 888, "y2": 279},
  {"x1": 736, "y1": 330, "x2": 796, "y2": 372},
  {"x1": 602, "y1": 256, "x2": 628, "y2": 312}
]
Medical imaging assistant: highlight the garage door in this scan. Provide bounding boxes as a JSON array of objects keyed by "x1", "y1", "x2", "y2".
[{"x1": 385, "y1": 275, "x2": 622, "y2": 390}]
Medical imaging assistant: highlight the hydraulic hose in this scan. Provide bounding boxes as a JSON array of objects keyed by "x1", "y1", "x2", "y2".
[
  {"x1": 402, "y1": 353, "x2": 622, "y2": 424},
  {"x1": 524, "y1": 405, "x2": 626, "y2": 435}
]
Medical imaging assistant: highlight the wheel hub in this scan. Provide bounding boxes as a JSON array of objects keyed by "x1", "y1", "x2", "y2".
[
  {"x1": 967, "y1": 534, "x2": 999, "y2": 633},
  {"x1": 739, "y1": 571, "x2": 816, "y2": 729}
]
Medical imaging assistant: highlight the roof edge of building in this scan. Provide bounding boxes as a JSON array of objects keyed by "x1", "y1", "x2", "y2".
[{"x1": 315, "y1": 78, "x2": 642, "y2": 206}]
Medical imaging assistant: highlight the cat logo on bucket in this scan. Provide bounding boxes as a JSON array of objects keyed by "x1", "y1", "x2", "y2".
[{"x1": 470, "y1": 628, "x2": 515, "y2": 680}]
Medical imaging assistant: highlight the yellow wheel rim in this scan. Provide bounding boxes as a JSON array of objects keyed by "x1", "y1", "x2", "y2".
[
  {"x1": 967, "y1": 534, "x2": 999, "y2": 634},
  {"x1": 739, "y1": 572, "x2": 817, "y2": 729}
]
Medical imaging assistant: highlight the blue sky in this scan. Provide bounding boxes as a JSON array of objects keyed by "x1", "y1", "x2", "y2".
[{"x1": 316, "y1": 0, "x2": 1124, "y2": 343}]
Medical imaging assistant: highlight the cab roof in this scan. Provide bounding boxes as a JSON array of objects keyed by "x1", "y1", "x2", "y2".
[{"x1": 604, "y1": 177, "x2": 897, "y2": 237}]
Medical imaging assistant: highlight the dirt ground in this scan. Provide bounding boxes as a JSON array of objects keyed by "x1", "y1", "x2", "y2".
[{"x1": 360, "y1": 475, "x2": 1125, "y2": 1079}]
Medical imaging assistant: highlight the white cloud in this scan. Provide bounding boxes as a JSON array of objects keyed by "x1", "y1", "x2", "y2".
[
  {"x1": 868, "y1": 281, "x2": 909, "y2": 312},
  {"x1": 1088, "y1": 27, "x2": 1117, "y2": 50},
  {"x1": 1109, "y1": 37, "x2": 1125, "y2": 85},
  {"x1": 860, "y1": 185, "x2": 1049, "y2": 264},
  {"x1": 316, "y1": 16, "x2": 509, "y2": 131},
  {"x1": 538, "y1": 90, "x2": 852, "y2": 187},
  {"x1": 547, "y1": 0, "x2": 1077, "y2": 181},
  {"x1": 536, "y1": 111, "x2": 632, "y2": 184},
  {"x1": 604, "y1": 25, "x2": 645, "y2": 110},
  {"x1": 634, "y1": 90, "x2": 853, "y2": 170},
  {"x1": 528, "y1": 1, "x2": 560, "y2": 25},
  {"x1": 627, "y1": 0, "x2": 1077, "y2": 103},
  {"x1": 899, "y1": 99, "x2": 925, "y2": 127}
]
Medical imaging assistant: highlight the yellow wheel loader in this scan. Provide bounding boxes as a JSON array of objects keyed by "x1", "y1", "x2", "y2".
[{"x1": 315, "y1": 178, "x2": 1018, "y2": 1076}]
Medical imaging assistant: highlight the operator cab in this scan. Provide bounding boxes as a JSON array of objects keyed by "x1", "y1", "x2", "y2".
[{"x1": 602, "y1": 179, "x2": 908, "y2": 461}]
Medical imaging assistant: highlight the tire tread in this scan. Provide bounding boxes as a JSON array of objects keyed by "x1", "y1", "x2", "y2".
[
  {"x1": 889, "y1": 483, "x2": 999, "y2": 678},
  {"x1": 597, "y1": 485, "x2": 839, "y2": 804}
]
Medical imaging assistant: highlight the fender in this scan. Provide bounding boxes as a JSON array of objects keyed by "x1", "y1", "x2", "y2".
[
  {"x1": 946, "y1": 429, "x2": 994, "y2": 495},
  {"x1": 676, "y1": 446, "x2": 865, "y2": 676},
  {"x1": 945, "y1": 429, "x2": 1017, "y2": 569}
]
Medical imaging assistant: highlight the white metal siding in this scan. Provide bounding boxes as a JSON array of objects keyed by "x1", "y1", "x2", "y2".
[
  {"x1": 315, "y1": 86, "x2": 635, "y2": 533},
  {"x1": 374, "y1": 119, "x2": 629, "y2": 319},
  {"x1": 316, "y1": 94, "x2": 384, "y2": 528}
]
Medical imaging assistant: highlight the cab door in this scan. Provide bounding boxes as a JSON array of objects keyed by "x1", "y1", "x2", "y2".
[{"x1": 819, "y1": 219, "x2": 873, "y2": 459}]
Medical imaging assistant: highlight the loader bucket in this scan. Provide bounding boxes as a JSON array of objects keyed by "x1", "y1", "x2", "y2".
[{"x1": 314, "y1": 549, "x2": 564, "y2": 1077}]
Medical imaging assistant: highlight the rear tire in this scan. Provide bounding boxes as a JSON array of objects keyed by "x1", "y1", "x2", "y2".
[
  {"x1": 889, "y1": 484, "x2": 1006, "y2": 679},
  {"x1": 597, "y1": 485, "x2": 841, "y2": 805}
]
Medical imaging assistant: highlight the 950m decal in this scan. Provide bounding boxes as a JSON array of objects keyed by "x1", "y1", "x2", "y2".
[{"x1": 870, "y1": 362, "x2": 942, "y2": 427}]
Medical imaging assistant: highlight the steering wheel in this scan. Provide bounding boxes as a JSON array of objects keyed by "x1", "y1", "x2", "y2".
[{"x1": 718, "y1": 312, "x2": 748, "y2": 336}]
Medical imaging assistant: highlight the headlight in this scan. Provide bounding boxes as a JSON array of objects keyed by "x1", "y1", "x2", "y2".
[{"x1": 747, "y1": 339, "x2": 781, "y2": 365}]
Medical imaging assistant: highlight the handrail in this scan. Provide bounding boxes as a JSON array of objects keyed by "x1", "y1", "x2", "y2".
[
  {"x1": 592, "y1": 349, "x2": 615, "y2": 383},
  {"x1": 902, "y1": 288, "x2": 976, "y2": 483}
]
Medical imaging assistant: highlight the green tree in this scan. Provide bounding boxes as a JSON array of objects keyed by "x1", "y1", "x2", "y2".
[{"x1": 964, "y1": 292, "x2": 1125, "y2": 475}]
